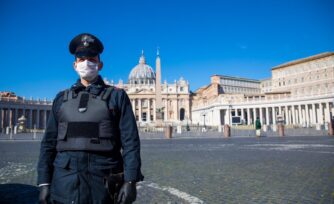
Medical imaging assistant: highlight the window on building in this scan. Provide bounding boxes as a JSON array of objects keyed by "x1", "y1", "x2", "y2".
[{"x1": 142, "y1": 112, "x2": 147, "y2": 122}]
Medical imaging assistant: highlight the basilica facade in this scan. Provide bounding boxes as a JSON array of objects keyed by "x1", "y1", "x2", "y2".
[{"x1": 104, "y1": 50, "x2": 191, "y2": 126}]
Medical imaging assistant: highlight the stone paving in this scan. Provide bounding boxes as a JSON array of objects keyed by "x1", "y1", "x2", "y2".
[{"x1": 0, "y1": 135, "x2": 333, "y2": 203}]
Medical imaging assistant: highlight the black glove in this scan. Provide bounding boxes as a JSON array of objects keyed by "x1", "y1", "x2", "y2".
[
  {"x1": 38, "y1": 185, "x2": 50, "y2": 204},
  {"x1": 117, "y1": 182, "x2": 137, "y2": 204}
]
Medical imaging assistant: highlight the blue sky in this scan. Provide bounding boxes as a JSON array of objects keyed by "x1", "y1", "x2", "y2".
[{"x1": 1, "y1": 0, "x2": 333, "y2": 100}]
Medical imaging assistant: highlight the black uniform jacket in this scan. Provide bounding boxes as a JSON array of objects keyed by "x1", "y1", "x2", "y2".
[{"x1": 37, "y1": 75, "x2": 143, "y2": 185}]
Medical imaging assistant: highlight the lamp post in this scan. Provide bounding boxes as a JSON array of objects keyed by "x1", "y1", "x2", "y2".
[{"x1": 201, "y1": 111, "x2": 207, "y2": 129}]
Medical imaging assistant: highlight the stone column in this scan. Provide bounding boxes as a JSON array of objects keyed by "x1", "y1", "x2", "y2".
[
  {"x1": 312, "y1": 103, "x2": 316, "y2": 125},
  {"x1": 1, "y1": 108, "x2": 5, "y2": 129},
  {"x1": 319, "y1": 103, "x2": 324, "y2": 124},
  {"x1": 285, "y1": 106, "x2": 289, "y2": 125},
  {"x1": 2, "y1": 108, "x2": 8, "y2": 128},
  {"x1": 291, "y1": 105, "x2": 296, "y2": 125},
  {"x1": 7, "y1": 108, "x2": 12, "y2": 127},
  {"x1": 36, "y1": 109, "x2": 40, "y2": 129},
  {"x1": 298, "y1": 105, "x2": 303, "y2": 125},
  {"x1": 3, "y1": 109, "x2": 7, "y2": 128},
  {"x1": 29, "y1": 109, "x2": 33, "y2": 129},
  {"x1": 9, "y1": 108, "x2": 13, "y2": 127},
  {"x1": 326, "y1": 102, "x2": 331, "y2": 123},
  {"x1": 265, "y1": 107, "x2": 269, "y2": 125},
  {"x1": 305, "y1": 104, "x2": 310, "y2": 126},
  {"x1": 302, "y1": 108, "x2": 306, "y2": 126},
  {"x1": 138, "y1": 99, "x2": 142, "y2": 122},
  {"x1": 14, "y1": 108, "x2": 18, "y2": 127},
  {"x1": 164, "y1": 99, "x2": 168, "y2": 121},
  {"x1": 253, "y1": 108, "x2": 257, "y2": 124},
  {"x1": 247, "y1": 108, "x2": 251, "y2": 125},
  {"x1": 272, "y1": 107, "x2": 276, "y2": 125},
  {"x1": 186, "y1": 99, "x2": 191, "y2": 122},
  {"x1": 147, "y1": 99, "x2": 151, "y2": 122},
  {"x1": 174, "y1": 99, "x2": 178, "y2": 121},
  {"x1": 295, "y1": 107, "x2": 298, "y2": 124},
  {"x1": 6, "y1": 109, "x2": 9, "y2": 128},
  {"x1": 131, "y1": 99, "x2": 135, "y2": 115},
  {"x1": 241, "y1": 108, "x2": 245, "y2": 124},
  {"x1": 259, "y1": 107, "x2": 263, "y2": 125}
]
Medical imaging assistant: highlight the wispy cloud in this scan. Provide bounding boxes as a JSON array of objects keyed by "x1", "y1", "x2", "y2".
[{"x1": 237, "y1": 43, "x2": 248, "y2": 49}]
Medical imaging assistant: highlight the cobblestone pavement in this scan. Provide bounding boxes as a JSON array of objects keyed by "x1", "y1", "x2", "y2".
[{"x1": 0, "y1": 136, "x2": 333, "y2": 203}]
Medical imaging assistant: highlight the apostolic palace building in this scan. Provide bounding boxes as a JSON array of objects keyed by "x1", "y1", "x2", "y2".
[
  {"x1": 0, "y1": 51, "x2": 333, "y2": 132},
  {"x1": 192, "y1": 52, "x2": 334, "y2": 128}
]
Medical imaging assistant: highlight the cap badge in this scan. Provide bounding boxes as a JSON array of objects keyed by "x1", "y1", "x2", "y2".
[{"x1": 81, "y1": 35, "x2": 95, "y2": 47}]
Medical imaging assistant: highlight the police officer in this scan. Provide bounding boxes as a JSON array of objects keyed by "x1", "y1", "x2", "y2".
[{"x1": 37, "y1": 33, "x2": 143, "y2": 204}]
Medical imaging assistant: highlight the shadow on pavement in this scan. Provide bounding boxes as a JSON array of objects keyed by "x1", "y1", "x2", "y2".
[{"x1": 0, "y1": 183, "x2": 38, "y2": 204}]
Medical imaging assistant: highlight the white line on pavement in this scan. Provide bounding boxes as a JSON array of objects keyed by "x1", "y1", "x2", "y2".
[{"x1": 139, "y1": 181, "x2": 204, "y2": 204}]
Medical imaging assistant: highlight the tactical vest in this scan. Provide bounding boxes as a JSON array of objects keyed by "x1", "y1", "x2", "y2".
[{"x1": 56, "y1": 86, "x2": 118, "y2": 152}]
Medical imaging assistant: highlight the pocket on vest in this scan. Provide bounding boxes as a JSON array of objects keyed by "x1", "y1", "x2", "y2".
[
  {"x1": 99, "y1": 120, "x2": 115, "y2": 139},
  {"x1": 57, "y1": 122, "x2": 68, "y2": 141}
]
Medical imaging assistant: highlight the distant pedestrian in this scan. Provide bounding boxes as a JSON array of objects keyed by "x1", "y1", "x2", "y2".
[{"x1": 255, "y1": 117, "x2": 261, "y2": 137}]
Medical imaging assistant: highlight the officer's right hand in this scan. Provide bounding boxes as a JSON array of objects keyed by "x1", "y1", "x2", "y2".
[
  {"x1": 39, "y1": 185, "x2": 50, "y2": 204},
  {"x1": 117, "y1": 182, "x2": 137, "y2": 204}
]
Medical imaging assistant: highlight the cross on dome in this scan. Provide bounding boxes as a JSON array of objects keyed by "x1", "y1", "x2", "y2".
[{"x1": 139, "y1": 49, "x2": 146, "y2": 64}]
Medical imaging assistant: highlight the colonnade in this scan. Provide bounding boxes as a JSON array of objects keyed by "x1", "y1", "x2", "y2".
[
  {"x1": 225, "y1": 101, "x2": 333, "y2": 126},
  {"x1": 0, "y1": 97, "x2": 52, "y2": 132}
]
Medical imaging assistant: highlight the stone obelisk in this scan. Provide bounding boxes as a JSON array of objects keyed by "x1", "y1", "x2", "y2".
[{"x1": 155, "y1": 48, "x2": 163, "y2": 124}]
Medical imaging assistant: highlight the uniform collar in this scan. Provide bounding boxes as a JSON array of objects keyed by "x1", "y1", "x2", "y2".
[{"x1": 71, "y1": 75, "x2": 106, "y2": 95}]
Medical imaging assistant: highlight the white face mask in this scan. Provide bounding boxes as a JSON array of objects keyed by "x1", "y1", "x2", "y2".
[{"x1": 75, "y1": 60, "x2": 99, "y2": 81}]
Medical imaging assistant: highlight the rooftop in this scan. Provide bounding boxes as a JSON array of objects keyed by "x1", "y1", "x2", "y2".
[
  {"x1": 272, "y1": 52, "x2": 334, "y2": 70},
  {"x1": 212, "y1": 74, "x2": 260, "y2": 83}
]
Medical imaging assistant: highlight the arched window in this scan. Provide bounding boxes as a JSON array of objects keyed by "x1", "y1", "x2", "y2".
[{"x1": 180, "y1": 108, "x2": 185, "y2": 121}]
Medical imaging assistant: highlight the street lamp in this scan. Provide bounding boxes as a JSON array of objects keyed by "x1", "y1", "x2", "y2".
[{"x1": 201, "y1": 111, "x2": 207, "y2": 129}]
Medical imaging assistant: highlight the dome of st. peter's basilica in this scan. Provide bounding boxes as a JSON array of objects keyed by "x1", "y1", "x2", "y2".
[{"x1": 128, "y1": 51, "x2": 156, "y2": 85}]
